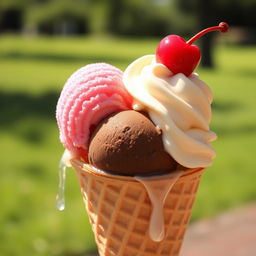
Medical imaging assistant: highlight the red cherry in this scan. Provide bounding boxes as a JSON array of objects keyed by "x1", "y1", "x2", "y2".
[
  {"x1": 156, "y1": 22, "x2": 229, "y2": 76},
  {"x1": 156, "y1": 35, "x2": 201, "y2": 76}
]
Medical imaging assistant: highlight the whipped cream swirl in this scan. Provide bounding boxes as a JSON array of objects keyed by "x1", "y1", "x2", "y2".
[{"x1": 123, "y1": 55, "x2": 216, "y2": 168}]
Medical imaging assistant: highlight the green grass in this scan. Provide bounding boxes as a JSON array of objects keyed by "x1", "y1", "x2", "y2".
[{"x1": 1, "y1": 35, "x2": 256, "y2": 256}]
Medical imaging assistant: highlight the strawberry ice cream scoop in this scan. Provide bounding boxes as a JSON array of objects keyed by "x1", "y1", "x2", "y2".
[{"x1": 56, "y1": 63, "x2": 133, "y2": 160}]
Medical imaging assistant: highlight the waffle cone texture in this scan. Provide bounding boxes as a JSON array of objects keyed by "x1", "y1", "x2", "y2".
[{"x1": 71, "y1": 159, "x2": 205, "y2": 256}]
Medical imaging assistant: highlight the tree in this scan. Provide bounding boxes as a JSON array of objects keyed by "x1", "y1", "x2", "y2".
[
  {"x1": 25, "y1": 0, "x2": 89, "y2": 35},
  {"x1": 101, "y1": 0, "x2": 172, "y2": 36},
  {"x1": 0, "y1": 0, "x2": 30, "y2": 32},
  {"x1": 106, "y1": 0, "x2": 124, "y2": 34},
  {"x1": 196, "y1": 0, "x2": 217, "y2": 67}
]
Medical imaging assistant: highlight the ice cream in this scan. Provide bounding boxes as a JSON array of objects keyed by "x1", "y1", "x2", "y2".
[
  {"x1": 88, "y1": 110, "x2": 176, "y2": 175},
  {"x1": 56, "y1": 22, "x2": 229, "y2": 256},
  {"x1": 56, "y1": 63, "x2": 133, "y2": 161},
  {"x1": 56, "y1": 59, "x2": 216, "y2": 173}
]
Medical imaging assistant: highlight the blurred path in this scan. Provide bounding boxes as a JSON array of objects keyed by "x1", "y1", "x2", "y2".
[{"x1": 180, "y1": 203, "x2": 256, "y2": 256}]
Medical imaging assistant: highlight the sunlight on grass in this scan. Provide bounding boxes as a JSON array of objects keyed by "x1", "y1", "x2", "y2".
[{"x1": 0, "y1": 35, "x2": 158, "y2": 94}]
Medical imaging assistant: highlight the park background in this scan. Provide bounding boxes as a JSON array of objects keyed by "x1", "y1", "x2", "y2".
[{"x1": 1, "y1": 0, "x2": 256, "y2": 255}]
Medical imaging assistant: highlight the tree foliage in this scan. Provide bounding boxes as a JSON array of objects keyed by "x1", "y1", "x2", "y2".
[
  {"x1": 0, "y1": 0, "x2": 255, "y2": 37},
  {"x1": 25, "y1": 0, "x2": 89, "y2": 34}
]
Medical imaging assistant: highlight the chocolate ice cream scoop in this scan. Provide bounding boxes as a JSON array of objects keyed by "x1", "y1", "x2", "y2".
[{"x1": 88, "y1": 110, "x2": 177, "y2": 175}]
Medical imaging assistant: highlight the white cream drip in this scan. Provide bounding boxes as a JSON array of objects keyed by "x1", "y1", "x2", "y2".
[
  {"x1": 56, "y1": 150, "x2": 72, "y2": 211},
  {"x1": 135, "y1": 170, "x2": 183, "y2": 242}
]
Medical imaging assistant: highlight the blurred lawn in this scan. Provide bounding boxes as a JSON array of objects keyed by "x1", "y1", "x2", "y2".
[{"x1": 0, "y1": 35, "x2": 256, "y2": 256}]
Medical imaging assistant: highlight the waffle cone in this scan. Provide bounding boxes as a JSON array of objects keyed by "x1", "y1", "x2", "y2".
[{"x1": 71, "y1": 159, "x2": 205, "y2": 256}]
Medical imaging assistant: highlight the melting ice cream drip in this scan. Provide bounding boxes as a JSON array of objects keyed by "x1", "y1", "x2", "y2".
[
  {"x1": 135, "y1": 170, "x2": 183, "y2": 242},
  {"x1": 56, "y1": 150, "x2": 72, "y2": 211}
]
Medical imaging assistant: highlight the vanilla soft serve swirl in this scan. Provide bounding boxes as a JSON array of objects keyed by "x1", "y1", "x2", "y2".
[{"x1": 123, "y1": 55, "x2": 216, "y2": 168}]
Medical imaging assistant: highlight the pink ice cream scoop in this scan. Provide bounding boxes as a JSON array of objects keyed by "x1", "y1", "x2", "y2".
[{"x1": 56, "y1": 63, "x2": 133, "y2": 160}]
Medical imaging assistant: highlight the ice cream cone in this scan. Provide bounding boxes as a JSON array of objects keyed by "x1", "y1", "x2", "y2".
[{"x1": 71, "y1": 158, "x2": 205, "y2": 256}]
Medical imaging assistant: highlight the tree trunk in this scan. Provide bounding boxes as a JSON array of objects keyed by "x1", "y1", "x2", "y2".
[
  {"x1": 197, "y1": 0, "x2": 217, "y2": 68},
  {"x1": 107, "y1": 0, "x2": 124, "y2": 34},
  {"x1": 201, "y1": 33, "x2": 214, "y2": 67}
]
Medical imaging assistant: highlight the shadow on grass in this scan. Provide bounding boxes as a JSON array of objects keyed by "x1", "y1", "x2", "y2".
[
  {"x1": 213, "y1": 123, "x2": 256, "y2": 137},
  {"x1": 0, "y1": 90, "x2": 58, "y2": 144},
  {"x1": 212, "y1": 101, "x2": 242, "y2": 112},
  {"x1": 0, "y1": 90, "x2": 58, "y2": 124},
  {"x1": 222, "y1": 67, "x2": 256, "y2": 78},
  {"x1": 238, "y1": 68, "x2": 256, "y2": 78},
  {"x1": 0, "y1": 51, "x2": 133, "y2": 64}
]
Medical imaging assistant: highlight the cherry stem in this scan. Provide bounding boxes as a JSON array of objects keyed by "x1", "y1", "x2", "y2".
[{"x1": 187, "y1": 22, "x2": 229, "y2": 45}]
